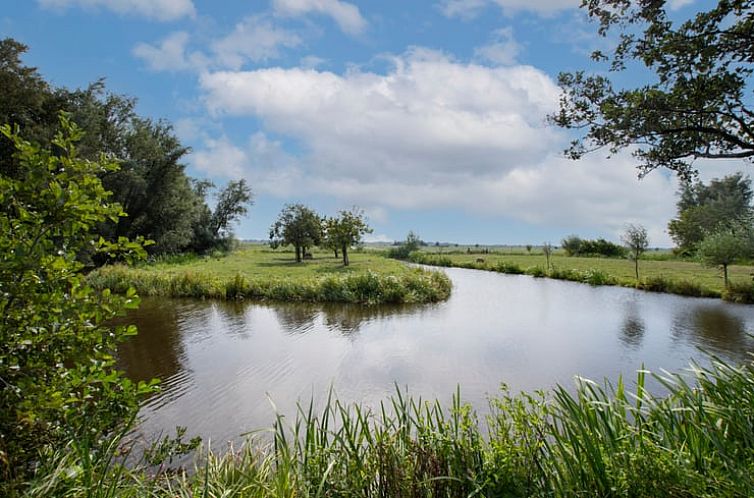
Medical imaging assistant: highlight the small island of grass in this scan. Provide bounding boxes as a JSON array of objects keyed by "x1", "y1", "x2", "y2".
[{"x1": 88, "y1": 245, "x2": 452, "y2": 305}]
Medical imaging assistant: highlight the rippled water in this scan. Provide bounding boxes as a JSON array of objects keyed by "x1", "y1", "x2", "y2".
[{"x1": 118, "y1": 267, "x2": 754, "y2": 444}]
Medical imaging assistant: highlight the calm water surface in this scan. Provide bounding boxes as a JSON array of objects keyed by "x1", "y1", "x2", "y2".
[{"x1": 119, "y1": 267, "x2": 754, "y2": 443}]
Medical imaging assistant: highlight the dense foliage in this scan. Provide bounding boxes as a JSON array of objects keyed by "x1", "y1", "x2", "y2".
[
  {"x1": 0, "y1": 38, "x2": 250, "y2": 257},
  {"x1": 269, "y1": 204, "x2": 324, "y2": 262},
  {"x1": 552, "y1": 0, "x2": 754, "y2": 178},
  {"x1": 668, "y1": 173, "x2": 754, "y2": 255},
  {"x1": 323, "y1": 208, "x2": 373, "y2": 266},
  {"x1": 561, "y1": 235, "x2": 627, "y2": 258},
  {"x1": 0, "y1": 118, "x2": 155, "y2": 490}
]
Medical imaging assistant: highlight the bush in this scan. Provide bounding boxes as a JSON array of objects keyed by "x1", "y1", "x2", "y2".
[
  {"x1": 561, "y1": 235, "x2": 627, "y2": 258},
  {"x1": 0, "y1": 118, "x2": 155, "y2": 490},
  {"x1": 722, "y1": 281, "x2": 754, "y2": 303}
]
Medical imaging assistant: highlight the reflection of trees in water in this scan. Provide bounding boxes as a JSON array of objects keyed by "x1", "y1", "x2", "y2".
[
  {"x1": 115, "y1": 298, "x2": 185, "y2": 384},
  {"x1": 672, "y1": 305, "x2": 754, "y2": 362},
  {"x1": 271, "y1": 302, "x2": 429, "y2": 336},
  {"x1": 620, "y1": 300, "x2": 645, "y2": 349}
]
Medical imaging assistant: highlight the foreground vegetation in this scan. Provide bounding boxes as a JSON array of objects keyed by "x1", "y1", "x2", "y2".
[
  {"x1": 24, "y1": 351, "x2": 754, "y2": 497},
  {"x1": 404, "y1": 248, "x2": 754, "y2": 303},
  {"x1": 88, "y1": 246, "x2": 451, "y2": 305}
]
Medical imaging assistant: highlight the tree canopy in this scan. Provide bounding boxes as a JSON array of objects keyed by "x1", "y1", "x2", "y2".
[
  {"x1": 551, "y1": 0, "x2": 754, "y2": 179},
  {"x1": 324, "y1": 208, "x2": 372, "y2": 266},
  {"x1": 269, "y1": 204, "x2": 323, "y2": 262},
  {"x1": 668, "y1": 173, "x2": 753, "y2": 254},
  {"x1": 0, "y1": 38, "x2": 249, "y2": 256},
  {"x1": 0, "y1": 117, "x2": 155, "y2": 484}
]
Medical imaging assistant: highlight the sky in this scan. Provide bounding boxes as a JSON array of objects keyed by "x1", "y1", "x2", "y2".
[{"x1": 2, "y1": 0, "x2": 743, "y2": 246}]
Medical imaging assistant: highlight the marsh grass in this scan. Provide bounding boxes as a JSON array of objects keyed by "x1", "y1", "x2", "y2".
[
  {"x1": 25, "y1": 351, "x2": 754, "y2": 497},
  {"x1": 88, "y1": 265, "x2": 451, "y2": 305}
]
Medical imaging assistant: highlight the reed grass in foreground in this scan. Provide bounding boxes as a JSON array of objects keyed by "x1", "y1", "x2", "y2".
[
  {"x1": 27, "y1": 352, "x2": 754, "y2": 497},
  {"x1": 87, "y1": 246, "x2": 451, "y2": 305}
]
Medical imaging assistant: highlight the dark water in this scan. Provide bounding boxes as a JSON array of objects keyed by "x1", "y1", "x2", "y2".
[{"x1": 118, "y1": 267, "x2": 754, "y2": 444}]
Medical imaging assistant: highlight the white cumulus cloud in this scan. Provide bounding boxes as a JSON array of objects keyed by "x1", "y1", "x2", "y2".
[
  {"x1": 212, "y1": 15, "x2": 303, "y2": 69},
  {"x1": 192, "y1": 48, "x2": 680, "y2": 243},
  {"x1": 439, "y1": 0, "x2": 578, "y2": 19},
  {"x1": 38, "y1": 0, "x2": 195, "y2": 21},
  {"x1": 272, "y1": 0, "x2": 367, "y2": 35},
  {"x1": 132, "y1": 31, "x2": 209, "y2": 71},
  {"x1": 474, "y1": 27, "x2": 522, "y2": 65}
]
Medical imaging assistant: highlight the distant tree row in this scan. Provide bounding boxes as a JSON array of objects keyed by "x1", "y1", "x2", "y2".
[
  {"x1": 269, "y1": 204, "x2": 372, "y2": 266},
  {"x1": 0, "y1": 38, "x2": 252, "y2": 258},
  {"x1": 561, "y1": 236, "x2": 627, "y2": 258}
]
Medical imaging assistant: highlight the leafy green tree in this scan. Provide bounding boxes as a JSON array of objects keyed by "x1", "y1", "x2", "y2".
[
  {"x1": 0, "y1": 38, "x2": 227, "y2": 257},
  {"x1": 210, "y1": 179, "x2": 254, "y2": 240},
  {"x1": 269, "y1": 204, "x2": 323, "y2": 262},
  {"x1": 0, "y1": 117, "x2": 155, "y2": 487},
  {"x1": 621, "y1": 224, "x2": 649, "y2": 280},
  {"x1": 697, "y1": 230, "x2": 750, "y2": 288},
  {"x1": 668, "y1": 173, "x2": 754, "y2": 254},
  {"x1": 325, "y1": 208, "x2": 372, "y2": 266},
  {"x1": 551, "y1": 1, "x2": 754, "y2": 179},
  {"x1": 561, "y1": 235, "x2": 583, "y2": 257}
]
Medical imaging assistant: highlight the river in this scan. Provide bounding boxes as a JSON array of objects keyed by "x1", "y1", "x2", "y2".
[{"x1": 118, "y1": 267, "x2": 754, "y2": 444}]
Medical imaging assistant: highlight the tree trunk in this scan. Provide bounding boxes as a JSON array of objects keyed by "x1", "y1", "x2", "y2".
[
  {"x1": 634, "y1": 257, "x2": 639, "y2": 280},
  {"x1": 723, "y1": 263, "x2": 729, "y2": 288},
  {"x1": 334, "y1": 248, "x2": 338, "y2": 258},
  {"x1": 342, "y1": 245, "x2": 349, "y2": 266},
  {"x1": 295, "y1": 244, "x2": 301, "y2": 262}
]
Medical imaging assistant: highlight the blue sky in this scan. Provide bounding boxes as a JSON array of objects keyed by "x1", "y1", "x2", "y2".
[{"x1": 2, "y1": 0, "x2": 735, "y2": 246}]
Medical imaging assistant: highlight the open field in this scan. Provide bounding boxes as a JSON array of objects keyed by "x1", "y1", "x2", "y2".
[
  {"x1": 88, "y1": 245, "x2": 451, "y2": 305},
  {"x1": 405, "y1": 248, "x2": 754, "y2": 302}
]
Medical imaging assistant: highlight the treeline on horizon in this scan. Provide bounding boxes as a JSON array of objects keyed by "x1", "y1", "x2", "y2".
[{"x1": 0, "y1": 38, "x2": 252, "y2": 260}]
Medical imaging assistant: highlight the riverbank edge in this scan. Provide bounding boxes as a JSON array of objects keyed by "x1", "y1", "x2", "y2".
[
  {"x1": 87, "y1": 264, "x2": 452, "y2": 305},
  {"x1": 405, "y1": 252, "x2": 754, "y2": 304},
  {"x1": 24, "y1": 352, "x2": 754, "y2": 497}
]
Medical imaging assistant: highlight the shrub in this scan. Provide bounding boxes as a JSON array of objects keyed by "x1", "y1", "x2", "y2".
[
  {"x1": 495, "y1": 261, "x2": 524, "y2": 274},
  {"x1": 722, "y1": 281, "x2": 754, "y2": 303},
  {"x1": 525, "y1": 266, "x2": 547, "y2": 278},
  {"x1": 0, "y1": 118, "x2": 156, "y2": 490}
]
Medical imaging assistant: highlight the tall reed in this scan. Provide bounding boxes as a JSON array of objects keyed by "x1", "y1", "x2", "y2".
[{"x1": 25, "y1": 351, "x2": 754, "y2": 497}]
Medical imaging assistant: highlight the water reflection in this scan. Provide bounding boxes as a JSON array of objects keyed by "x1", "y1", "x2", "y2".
[
  {"x1": 115, "y1": 299, "x2": 185, "y2": 384},
  {"x1": 620, "y1": 300, "x2": 645, "y2": 349},
  {"x1": 118, "y1": 267, "x2": 754, "y2": 445},
  {"x1": 671, "y1": 305, "x2": 754, "y2": 361}
]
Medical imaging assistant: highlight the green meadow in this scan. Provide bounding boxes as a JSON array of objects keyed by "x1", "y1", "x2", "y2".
[
  {"x1": 88, "y1": 245, "x2": 451, "y2": 305},
  {"x1": 408, "y1": 247, "x2": 754, "y2": 301}
]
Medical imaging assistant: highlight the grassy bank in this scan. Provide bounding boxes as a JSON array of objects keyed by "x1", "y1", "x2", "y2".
[
  {"x1": 88, "y1": 245, "x2": 451, "y2": 305},
  {"x1": 406, "y1": 249, "x2": 754, "y2": 303},
  {"x1": 26, "y1": 352, "x2": 754, "y2": 497}
]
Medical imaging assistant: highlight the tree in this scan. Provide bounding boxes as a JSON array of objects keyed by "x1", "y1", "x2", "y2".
[
  {"x1": 0, "y1": 117, "x2": 154, "y2": 487},
  {"x1": 542, "y1": 242, "x2": 553, "y2": 271},
  {"x1": 325, "y1": 208, "x2": 372, "y2": 266},
  {"x1": 561, "y1": 235, "x2": 583, "y2": 257},
  {"x1": 269, "y1": 204, "x2": 323, "y2": 262},
  {"x1": 621, "y1": 224, "x2": 649, "y2": 280},
  {"x1": 668, "y1": 173, "x2": 754, "y2": 254},
  {"x1": 0, "y1": 38, "x2": 231, "y2": 257},
  {"x1": 211, "y1": 179, "x2": 254, "y2": 241},
  {"x1": 697, "y1": 230, "x2": 750, "y2": 288},
  {"x1": 551, "y1": 1, "x2": 754, "y2": 179}
]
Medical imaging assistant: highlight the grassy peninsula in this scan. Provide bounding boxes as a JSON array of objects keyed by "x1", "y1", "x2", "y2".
[{"x1": 88, "y1": 245, "x2": 451, "y2": 305}]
